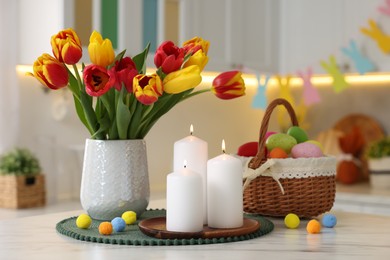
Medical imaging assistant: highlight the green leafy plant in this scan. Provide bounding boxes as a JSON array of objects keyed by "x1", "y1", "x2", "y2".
[
  {"x1": 367, "y1": 137, "x2": 390, "y2": 159},
  {"x1": 0, "y1": 148, "x2": 41, "y2": 176}
]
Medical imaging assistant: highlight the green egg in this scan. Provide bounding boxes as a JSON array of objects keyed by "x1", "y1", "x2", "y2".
[
  {"x1": 266, "y1": 133, "x2": 297, "y2": 154},
  {"x1": 287, "y1": 126, "x2": 309, "y2": 143}
]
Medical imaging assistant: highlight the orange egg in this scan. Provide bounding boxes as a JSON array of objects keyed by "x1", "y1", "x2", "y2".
[
  {"x1": 268, "y1": 147, "x2": 288, "y2": 159},
  {"x1": 99, "y1": 222, "x2": 113, "y2": 235}
]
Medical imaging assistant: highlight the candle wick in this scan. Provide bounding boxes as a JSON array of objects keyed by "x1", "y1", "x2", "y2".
[
  {"x1": 223, "y1": 149, "x2": 226, "y2": 154},
  {"x1": 184, "y1": 165, "x2": 187, "y2": 168}
]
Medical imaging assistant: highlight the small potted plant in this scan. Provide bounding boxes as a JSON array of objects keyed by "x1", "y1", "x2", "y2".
[
  {"x1": 0, "y1": 148, "x2": 45, "y2": 208},
  {"x1": 367, "y1": 137, "x2": 390, "y2": 189},
  {"x1": 367, "y1": 137, "x2": 390, "y2": 170}
]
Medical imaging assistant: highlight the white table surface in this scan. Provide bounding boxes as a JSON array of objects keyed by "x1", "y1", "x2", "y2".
[{"x1": 1, "y1": 198, "x2": 390, "y2": 260}]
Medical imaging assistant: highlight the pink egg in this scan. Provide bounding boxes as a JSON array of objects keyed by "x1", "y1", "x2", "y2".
[{"x1": 291, "y1": 142, "x2": 323, "y2": 158}]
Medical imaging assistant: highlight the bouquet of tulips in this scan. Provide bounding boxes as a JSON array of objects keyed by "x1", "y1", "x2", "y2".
[{"x1": 29, "y1": 28, "x2": 246, "y2": 140}]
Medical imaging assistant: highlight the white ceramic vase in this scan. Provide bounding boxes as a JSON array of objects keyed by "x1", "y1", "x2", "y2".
[{"x1": 80, "y1": 139, "x2": 150, "y2": 220}]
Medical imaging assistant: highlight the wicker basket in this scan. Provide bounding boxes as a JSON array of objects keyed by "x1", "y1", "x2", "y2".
[
  {"x1": 243, "y1": 98, "x2": 336, "y2": 218},
  {"x1": 0, "y1": 174, "x2": 46, "y2": 208}
]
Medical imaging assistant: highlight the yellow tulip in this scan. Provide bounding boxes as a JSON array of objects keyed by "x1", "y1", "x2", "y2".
[
  {"x1": 163, "y1": 65, "x2": 202, "y2": 94},
  {"x1": 183, "y1": 49, "x2": 209, "y2": 71},
  {"x1": 88, "y1": 31, "x2": 115, "y2": 67}
]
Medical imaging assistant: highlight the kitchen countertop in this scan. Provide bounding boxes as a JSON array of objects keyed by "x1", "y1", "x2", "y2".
[{"x1": 1, "y1": 197, "x2": 390, "y2": 259}]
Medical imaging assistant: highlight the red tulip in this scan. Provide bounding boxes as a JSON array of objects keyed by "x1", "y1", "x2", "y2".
[
  {"x1": 83, "y1": 65, "x2": 115, "y2": 96},
  {"x1": 212, "y1": 71, "x2": 246, "y2": 100},
  {"x1": 109, "y1": 57, "x2": 138, "y2": 92},
  {"x1": 154, "y1": 41, "x2": 184, "y2": 74},
  {"x1": 51, "y1": 28, "x2": 82, "y2": 65},
  {"x1": 31, "y1": 53, "x2": 69, "y2": 90}
]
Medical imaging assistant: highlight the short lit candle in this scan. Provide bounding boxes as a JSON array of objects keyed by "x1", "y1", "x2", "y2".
[
  {"x1": 173, "y1": 125, "x2": 208, "y2": 224},
  {"x1": 207, "y1": 140, "x2": 243, "y2": 228},
  {"x1": 166, "y1": 161, "x2": 204, "y2": 232}
]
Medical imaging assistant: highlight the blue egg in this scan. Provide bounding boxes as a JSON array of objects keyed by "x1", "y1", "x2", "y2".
[
  {"x1": 322, "y1": 213, "x2": 337, "y2": 228},
  {"x1": 111, "y1": 217, "x2": 126, "y2": 232}
]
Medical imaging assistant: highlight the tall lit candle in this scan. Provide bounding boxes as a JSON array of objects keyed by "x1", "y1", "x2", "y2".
[
  {"x1": 166, "y1": 161, "x2": 204, "y2": 232},
  {"x1": 207, "y1": 140, "x2": 243, "y2": 228},
  {"x1": 174, "y1": 125, "x2": 208, "y2": 224}
]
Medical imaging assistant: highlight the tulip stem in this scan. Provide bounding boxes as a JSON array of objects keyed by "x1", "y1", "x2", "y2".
[
  {"x1": 72, "y1": 64, "x2": 83, "y2": 90},
  {"x1": 181, "y1": 88, "x2": 211, "y2": 102}
]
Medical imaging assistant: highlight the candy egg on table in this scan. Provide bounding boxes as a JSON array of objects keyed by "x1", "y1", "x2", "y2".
[
  {"x1": 76, "y1": 213, "x2": 92, "y2": 229},
  {"x1": 291, "y1": 142, "x2": 323, "y2": 158},
  {"x1": 287, "y1": 126, "x2": 309, "y2": 143},
  {"x1": 111, "y1": 217, "x2": 126, "y2": 232},
  {"x1": 122, "y1": 211, "x2": 137, "y2": 225},
  {"x1": 99, "y1": 222, "x2": 113, "y2": 235},
  {"x1": 321, "y1": 213, "x2": 337, "y2": 228},
  {"x1": 284, "y1": 213, "x2": 300, "y2": 229},
  {"x1": 266, "y1": 133, "x2": 297, "y2": 154},
  {"x1": 306, "y1": 219, "x2": 321, "y2": 234}
]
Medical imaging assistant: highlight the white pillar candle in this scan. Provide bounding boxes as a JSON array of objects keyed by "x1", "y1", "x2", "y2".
[
  {"x1": 173, "y1": 125, "x2": 208, "y2": 224},
  {"x1": 166, "y1": 163, "x2": 204, "y2": 232},
  {"x1": 207, "y1": 140, "x2": 243, "y2": 229}
]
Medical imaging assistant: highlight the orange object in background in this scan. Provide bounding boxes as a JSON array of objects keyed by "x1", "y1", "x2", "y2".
[{"x1": 336, "y1": 126, "x2": 366, "y2": 184}]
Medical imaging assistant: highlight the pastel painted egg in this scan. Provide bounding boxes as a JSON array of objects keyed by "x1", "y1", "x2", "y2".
[
  {"x1": 266, "y1": 133, "x2": 297, "y2": 154},
  {"x1": 287, "y1": 126, "x2": 309, "y2": 143},
  {"x1": 111, "y1": 217, "x2": 126, "y2": 232},
  {"x1": 269, "y1": 147, "x2": 288, "y2": 159},
  {"x1": 237, "y1": 141, "x2": 258, "y2": 157},
  {"x1": 291, "y1": 142, "x2": 323, "y2": 158},
  {"x1": 122, "y1": 211, "x2": 137, "y2": 225},
  {"x1": 265, "y1": 131, "x2": 277, "y2": 140},
  {"x1": 321, "y1": 213, "x2": 337, "y2": 228},
  {"x1": 306, "y1": 219, "x2": 321, "y2": 234},
  {"x1": 76, "y1": 213, "x2": 92, "y2": 229},
  {"x1": 306, "y1": 140, "x2": 324, "y2": 152},
  {"x1": 99, "y1": 222, "x2": 113, "y2": 235},
  {"x1": 284, "y1": 213, "x2": 300, "y2": 229}
]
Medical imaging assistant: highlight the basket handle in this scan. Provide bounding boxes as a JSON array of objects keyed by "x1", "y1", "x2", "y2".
[{"x1": 248, "y1": 98, "x2": 298, "y2": 170}]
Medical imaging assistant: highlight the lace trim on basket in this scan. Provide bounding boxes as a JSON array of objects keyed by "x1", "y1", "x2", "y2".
[{"x1": 242, "y1": 157, "x2": 337, "y2": 194}]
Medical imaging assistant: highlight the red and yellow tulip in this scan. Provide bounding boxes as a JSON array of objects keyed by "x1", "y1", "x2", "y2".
[
  {"x1": 211, "y1": 71, "x2": 246, "y2": 100},
  {"x1": 31, "y1": 53, "x2": 69, "y2": 90},
  {"x1": 51, "y1": 28, "x2": 82, "y2": 65},
  {"x1": 133, "y1": 74, "x2": 163, "y2": 105}
]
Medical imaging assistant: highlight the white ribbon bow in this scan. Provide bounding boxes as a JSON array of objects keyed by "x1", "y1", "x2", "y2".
[{"x1": 243, "y1": 158, "x2": 285, "y2": 194}]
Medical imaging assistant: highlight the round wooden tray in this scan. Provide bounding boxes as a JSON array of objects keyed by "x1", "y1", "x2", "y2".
[{"x1": 138, "y1": 217, "x2": 260, "y2": 239}]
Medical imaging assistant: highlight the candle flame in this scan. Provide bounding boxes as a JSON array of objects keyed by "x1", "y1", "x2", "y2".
[
  {"x1": 222, "y1": 139, "x2": 226, "y2": 154},
  {"x1": 183, "y1": 160, "x2": 187, "y2": 168},
  {"x1": 190, "y1": 124, "x2": 193, "y2": 135}
]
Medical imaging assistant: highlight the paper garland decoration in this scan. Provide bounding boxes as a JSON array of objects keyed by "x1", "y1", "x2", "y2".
[
  {"x1": 320, "y1": 55, "x2": 349, "y2": 93},
  {"x1": 297, "y1": 67, "x2": 321, "y2": 106},
  {"x1": 378, "y1": 0, "x2": 390, "y2": 16},
  {"x1": 360, "y1": 19, "x2": 390, "y2": 54},
  {"x1": 251, "y1": 74, "x2": 269, "y2": 109},
  {"x1": 341, "y1": 40, "x2": 375, "y2": 75}
]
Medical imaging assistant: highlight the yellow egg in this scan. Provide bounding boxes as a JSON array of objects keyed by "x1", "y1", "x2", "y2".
[
  {"x1": 122, "y1": 211, "x2": 137, "y2": 225},
  {"x1": 306, "y1": 219, "x2": 321, "y2": 234},
  {"x1": 76, "y1": 213, "x2": 92, "y2": 229},
  {"x1": 306, "y1": 140, "x2": 324, "y2": 153},
  {"x1": 284, "y1": 213, "x2": 300, "y2": 229}
]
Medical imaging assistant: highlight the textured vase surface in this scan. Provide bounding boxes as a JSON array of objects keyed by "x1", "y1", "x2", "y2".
[{"x1": 80, "y1": 139, "x2": 150, "y2": 220}]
